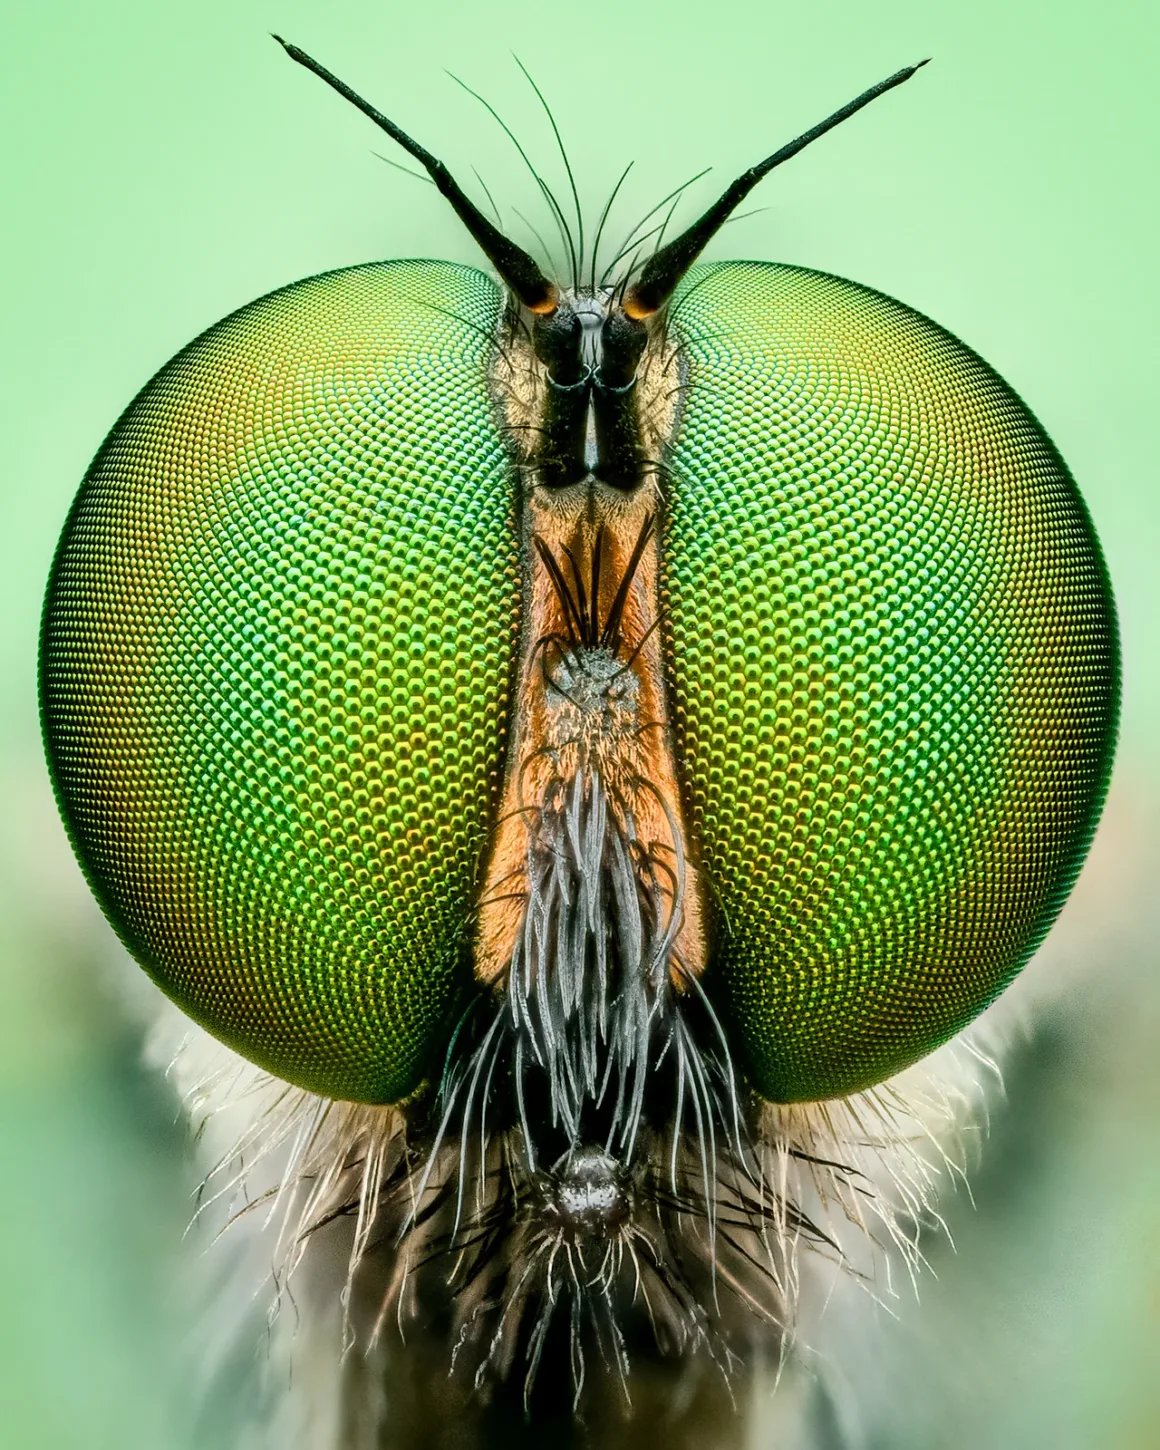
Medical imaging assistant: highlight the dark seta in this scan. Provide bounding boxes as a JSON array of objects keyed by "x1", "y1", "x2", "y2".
[
  {"x1": 239, "y1": 40, "x2": 931, "y2": 1447},
  {"x1": 38, "y1": 29, "x2": 1118, "y2": 1450}
]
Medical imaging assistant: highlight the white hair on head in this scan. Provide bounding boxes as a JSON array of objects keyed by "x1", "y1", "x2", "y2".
[{"x1": 140, "y1": 976, "x2": 1013, "y2": 1448}]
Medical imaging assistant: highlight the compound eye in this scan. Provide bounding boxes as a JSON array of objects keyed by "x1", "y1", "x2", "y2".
[
  {"x1": 40, "y1": 252, "x2": 1118, "y2": 1114},
  {"x1": 41, "y1": 260, "x2": 520, "y2": 1103},
  {"x1": 664, "y1": 262, "x2": 1117, "y2": 1103}
]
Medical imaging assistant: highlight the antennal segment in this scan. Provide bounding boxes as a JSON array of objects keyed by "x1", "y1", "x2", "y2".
[
  {"x1": 274, "y1": 37, "x2": 559, "y2": 314},
  {"x1": 623, "y1": 60, "x2": 930, "y2": 318}
]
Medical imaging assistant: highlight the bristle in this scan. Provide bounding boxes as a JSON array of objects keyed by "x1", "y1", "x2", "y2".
[{"x1": 150, "y1": 981, "x2": 1003, "y2": 1449}]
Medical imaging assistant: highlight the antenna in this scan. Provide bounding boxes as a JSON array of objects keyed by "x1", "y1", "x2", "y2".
[
  {"x1": 623, "y1": 60, "x2": 930, "y2": 318},
  {"x1": 274, "y1": 37, "x2": 558, "y2": 314}
]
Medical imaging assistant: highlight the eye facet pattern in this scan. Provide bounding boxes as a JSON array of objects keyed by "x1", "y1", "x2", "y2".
[
  {"x1": 41, "y1": 255, "x2": 1118, "y2": 1111},
  {"x1": 41, "y1": 260, "x2": 519, "y2": 1103},
  {"x1": 38, "y1": 45, "x2": 1123, "y2": 1426},
  {"x1": 664, "y1": 261, "x2": 1117, "y2": 1102}
]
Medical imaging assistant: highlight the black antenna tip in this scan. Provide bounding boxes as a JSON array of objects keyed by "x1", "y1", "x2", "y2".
[
  {"x1": 914, "y1": 57, "x2": 933, "y2": 70},
  {"x1": 272, "y1": 35, "x2": 307, "y2": 64},
  {"x1": 268, "y1": 36, "x2": 557, "y2": 312}
]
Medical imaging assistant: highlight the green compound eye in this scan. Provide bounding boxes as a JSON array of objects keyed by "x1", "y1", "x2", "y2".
[
  {"x1": 43, "y1": 262, "x2": 520, "y2": 1102},
  {"x1": 40, "y1": 50, "x2": 1117, "y2": 1119},
  {"x1": 664, "y1": 262, "x2": 1117, "y2": 1101}
]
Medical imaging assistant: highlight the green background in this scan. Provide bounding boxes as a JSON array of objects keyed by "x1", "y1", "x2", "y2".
[{"x1": 2, "y1": 0, "x2": 1156, "y2": 1445}]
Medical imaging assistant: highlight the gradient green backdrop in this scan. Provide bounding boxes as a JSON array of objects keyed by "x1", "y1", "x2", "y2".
[{"x1": 2, "y1": 1, "x2": 1157, "y2": 1446}]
